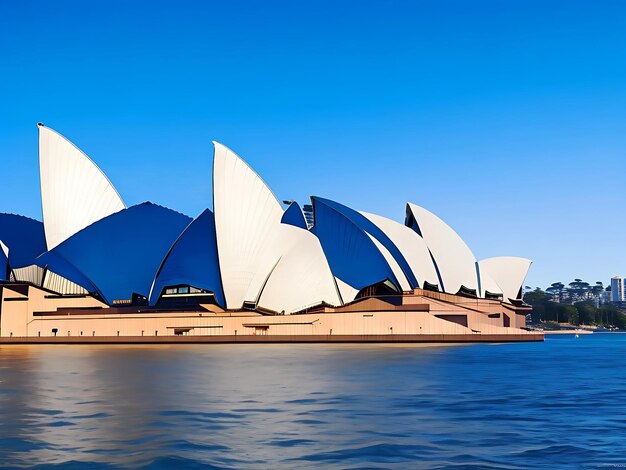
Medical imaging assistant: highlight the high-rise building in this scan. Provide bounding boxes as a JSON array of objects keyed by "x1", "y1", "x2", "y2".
[{"x1": 611, "y1": 276, "x2": 624, "y2": 303}]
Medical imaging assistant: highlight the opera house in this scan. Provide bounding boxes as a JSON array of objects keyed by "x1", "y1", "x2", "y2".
[{"x1": 0, "y1": 124, "x2": 542, "y2": 343}]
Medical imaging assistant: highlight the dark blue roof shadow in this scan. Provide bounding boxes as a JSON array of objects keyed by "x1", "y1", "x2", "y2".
[
  {"x1": 149, "y1": 208, "x2": 224, "y2": 306},
  {"x1": 0, "y1": 246, "x2": 8, "y2": 281},
  {"x1": 35, "y1": 250, "x2": 100, "y2": 295},
  {"x1": 0, "y1": 214, "x2": 47, "y2": 269},
  {"x1": 42, "y1": 202, "x2": 192, "y2": 304},
  {"x1": 311, "y1": 197, "x2": 400, "y2": 298},
  {"x1": 311, "y1": 197, "x2": 417, "y2": 288},
  {"x1": 281, "y1": 202, "x2": 308, "y2": 229}
]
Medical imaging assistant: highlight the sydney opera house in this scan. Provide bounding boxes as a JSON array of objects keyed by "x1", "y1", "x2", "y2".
[{"x1": 0, "y1": 124, "x2": 542, "y2": 343}]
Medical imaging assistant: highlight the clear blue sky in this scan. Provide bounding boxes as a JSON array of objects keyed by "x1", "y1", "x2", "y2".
[{"x1": 1, "y1": 0, "x2": 625, "y2": 289}]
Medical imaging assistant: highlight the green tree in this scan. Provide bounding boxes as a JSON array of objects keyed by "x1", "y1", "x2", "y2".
[
  {"x1": 546, "y1": 282, "x2": 565, "y2": 302},
  {"x1": 545, "y1": 302, "x2": 576, "y2": 323},
  {"x1": 568, "y1": 279, "x2": 591, "y2": 301},
  {"x1": 524, "y1": 288, "x2": 549, "y2": 323},
  {"x1": 599, "y1": 304, "x2": 623, "y2": 327},
  {"x1": 563, "y1": 304, "x2": 579, "y2": 324},
  {"x1": 591, "y1": 281, "x2": 604, "y2": 298},
  {"x1": 575, "y1": 301, "x2": 596, "y2": 325},
  {"x1": 524, "y1": 287, "x2": 549, "y2": 304},
  {"x1": 614, "y1": 311, "x2": 626, "y2": 329}
]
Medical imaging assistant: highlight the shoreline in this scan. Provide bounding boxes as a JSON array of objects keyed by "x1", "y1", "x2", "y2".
[
  {"x1": 541, "y1": 329, "x2": 594, "y2": 335},
  {"x1": 0, "y1": 332, "x2": 544, "y2": 345}
]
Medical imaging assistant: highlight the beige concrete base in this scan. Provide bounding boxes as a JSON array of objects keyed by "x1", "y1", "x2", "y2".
[
  {"x1": 0, "y1": 333, "x2": 544, "y2": 344},
  {"x1": 0, "y1": 283, "x2": 541, "y2": 343}
]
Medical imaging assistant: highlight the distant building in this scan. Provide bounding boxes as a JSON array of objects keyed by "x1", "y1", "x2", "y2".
[
  {"x1": 599, "y1": 289, "x2": 611, "y2": 306},
  {"x1": 611, "y1": 276, "x2": 624, "y2": 303}
]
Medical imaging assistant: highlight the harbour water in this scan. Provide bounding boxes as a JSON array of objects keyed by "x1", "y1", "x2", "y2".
[{"x1": 0, "y1": 335, "x2": 625, "y2": 469}]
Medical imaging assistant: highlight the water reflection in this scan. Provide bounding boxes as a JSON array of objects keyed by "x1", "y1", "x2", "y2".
[{"x1": 1, "y1": 338, "x2": 625, "y2": 468}]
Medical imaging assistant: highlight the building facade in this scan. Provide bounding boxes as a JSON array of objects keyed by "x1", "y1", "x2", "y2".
[
  {"x1": 611, "y1": 276, "x2": 624, "y2": 303},
  {"x1": 0, "y1": 124, "x2": 539, "y2": 342}
]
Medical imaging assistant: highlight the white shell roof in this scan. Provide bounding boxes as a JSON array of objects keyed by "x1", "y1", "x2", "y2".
[
  {"x1": 365, "y1": 232, "x2": 411, "y2": 291},
  {"x1": 38, "y1": 124, "x2": 125, "y2": 250},
  {"x1": 477, "y1": 268, "x2": 504, "y2": 298},
  {"x1": 360, "y1": 211, "x2": 440, "y2": 290},
  {"x1": 257, "y1": 224, "x2": 341, "y2": 313},
  {"x1": 406, "y1": 203, "x2": 478, "y2": 295},
  {"x1": 478, "y1": 257, "x2": 532, "y2": 302},
  {"x1": 334, "y1": 276, "x2": 359, "y2": 303},
  {"x1": 212, "y1": 141, "x2": 285, "y2": 309}
]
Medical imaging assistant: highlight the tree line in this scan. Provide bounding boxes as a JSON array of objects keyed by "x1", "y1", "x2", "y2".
[
  {"x1": 544, "y1": 279, "x2": 606, "y2": 303},
  {"x1": 523, "y1": 279, "x2": 626, "y2": 329}
]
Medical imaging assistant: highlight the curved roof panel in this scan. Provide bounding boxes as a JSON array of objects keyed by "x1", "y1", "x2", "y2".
[
  {"x1": 406, "y1": 203, "x2": 478, "y2": 295},
  {"x1": 44, "y1": 202, "x2": 192, "y2": 304},
  {"x1": 149, "y1": 209, "x2": 224, "y2": 306},
  {"x1": 476, "y1": 266, "x2": 503, "y2": 298},
  {"x1": 0, "y1": 213, "x2": 46, "y2": 269},
  {"x1": 281, "y1": 202, "x2": 307, "y2": 229},
  {"x1": 257, "y1": 224, "x2": 341, "y2": 313},
  {"x1": 212, "y1": 142, "x2": 285, "y2": 309},
  {"x1": 334, "y1": 276, "x2": 359, "y2": 303},
  {"x1": 311, "y1": 197, "x2": 400, "y2": 302},
  {"x1": 478, "y1": 257, "x2": 532, "y2": 302},
  {"x1": 360, "y1": 211, "x2": 440, "y2": 290},
  {"x1": 35, "y1": 250, "x2": 100, "y2": 295},
  {"x1": 38, "y1": 124, "x2": 126, "y2": 250},
  {"x1": 365, "y1": 233, "x2": 411, "y2": 291},
  {"x1": 313, "y1": 198, "x2": 417, "y2": 288}
]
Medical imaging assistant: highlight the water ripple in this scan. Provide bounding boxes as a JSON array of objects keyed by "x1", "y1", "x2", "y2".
[{"x1": 0, "y1": 335, "x2": 625, "y2": 468}]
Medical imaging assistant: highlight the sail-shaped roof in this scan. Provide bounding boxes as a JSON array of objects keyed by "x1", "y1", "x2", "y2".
[
  {"x1": 38, "y1": 124, "x2": 126, "y2": 250},
  {"x1": 0, "y1": 213, "x2": 46, "y2": 269},
  {"x1": 212, "y1": 142, "x2": 285, "y2": 309},
  {"x1": 476, "y1": 265, "x2": 504, "y2": 298},
  {"x1": 281, "y1": 202, "x2": 308, "y2": 229},
  {"x1": 40, "y1": 202, "x2": 192, "y2": 304},
  {"x1": 312, "y1": 198, "x2": 417, "y2": 289},
  {"x1": 406, "y1": 203, "x2": 478, "y2": 295},
  {"x1": 35, "y1": 250, "x2": 100, "y2": 294},
  {"x1": 149, "y1": 209, "x2": 225, "y2": 306},
  {"x1": 257, "y1": 224, "x2": 341, "y2": 313},
  {"x1": 360, "y1": 211, "x2": 440, "y2": 290},
  {"x1": 311, "y1": 197, "x2": 400, "y2": 303},
  {"x1": 478, "y1": 257, "x2": 532, "y2": 302}
]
